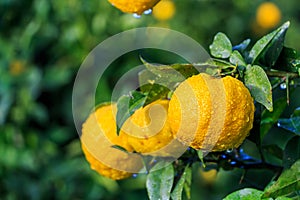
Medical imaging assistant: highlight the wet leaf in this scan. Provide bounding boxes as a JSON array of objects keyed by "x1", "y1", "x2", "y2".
[
  {"x1": 244, "y1": 65, "x2": 273, "y2": 111},
  {"x1": 262, "y1": 159, "x2": 300, "y2": 198},
  {"x1": 248, "y1": 22, "x2": 290, "y2": 66},
  {"x1": 274, "y1": 47, "x2": 300, "y2": 73},
  {"x1": 197, "y1": 150, "x2": 206, "y2": 168},
  {"x1": 230, "y1": 50, "x2": 246, "y2": 66},
  {"x1": 209, "y1": 32, "x2": 232, "y2": 59},
  {"x1": 232, "y1": 38, "x2": 251, "y2": 52},
  {"x1": 111, "y1": 145, "x2": 128, "y2": 153},
  {"x1": 261, "y1": 22, "x2": 290, "y2": 67},
  {"x1": 223, "y1": 188, "x2": 264, "y2": 200},
  {"x1": 260, "y1": 97, "x2": 287, "y2": 140},
  {"x1": 140, "y1": 58, "x2": 198, "y2": 90},
  {"x1": 140, "y1": 58, "x2": 228, "y2": 89},
  {"x1": 283, "y1": 137, "x2": 300, "y2": 169},
  {"x1": 116, "y1": 91, "x2": 147, "y2": 134},
  {"x1": 146, "y1": 163, "x2": 174, "y2": 200},
  {"x1": 277, "y1": 107, "x2": 300, "y2": 135},
  {"x1": 171, "y1": 166, "x2": 192, "y2": 200},
  {"x1": 183, "y1": 165, "x2": 192, "y2": 200}
]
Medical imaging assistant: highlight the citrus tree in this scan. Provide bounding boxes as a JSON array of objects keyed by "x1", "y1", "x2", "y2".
[
  {"x1": 1, "y1": 0, "x2": 300, "y2": 199},
  {"x1": 81, "y1": 2, "x2": 300, "y2": 198}
]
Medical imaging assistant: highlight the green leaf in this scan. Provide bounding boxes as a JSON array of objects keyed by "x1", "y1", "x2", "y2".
[
  {"x1": 263, "y1": 144, "x2": 283, "y2": 160},
  {"x1": 230, "y1": 50, "x2": 246, "y2": 66},
  {"x1": 261, "y1": 22, "x2": 290, "y2": 67},
  {"x1": 142, "y1": 83, "x2": 170, "y2": 105},
  {"x1": 277, "y1": 107, "x2": 300, "y2": 135},
  {"x1": 146, "y1": 163, "x2": 174, "y2": 200},
  {"x1": 140, "y1": 58, "x2": 199, "y2": 90},
  {"x1": 141, "y1": 57, "x2": 199, "y2": 79},
  {"x1": 248, "y1": 21, "x2": 290, "y2": 66},
  {"x1": 274, "y1": 47, "x2": 300, "y2": 73},
  {"x1": 244, "y1": 65, "x2": 273, "y2": 111},
  {"x1": 223, "y1": 188, "x2": 264, "y2": 200},
  {"x1": 275, "y1": 197, "x2": 293, "y2": 200},
  {"x1": 171, "y1": 166, "x2": 192, "y2": 200},
  {"x1": 111, "y1": 145, "x2": 128, "y2": 153},
  {"x1": 263, "y1": 159, "x2": 300, "y2": 198},
  {"x1": 260, "y1": 97, "x2": 287, "y2": 140},
  {"x1": 283, "y1": 137, "x2": 300, "y2": 169},
  {"x1": 183, "y1": 165, "x2": 192, "y2": 200},
  {"x1": 197, "y1": 150, "x2": 206, "y2": 168},
  {"x1": 232, "y1": 38, "x2": 251, "y2": 52},
  {"x1": 116, "y1": 91, "x2": 147, "y2": 134},
  {"x1": 209, "y1": 32, "x2": 232, "y2": 59},
  {"x1": 140, "y1": 58, "x2": 232, "y2": 90}
]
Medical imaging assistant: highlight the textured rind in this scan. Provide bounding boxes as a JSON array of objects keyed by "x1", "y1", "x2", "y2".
[
  {"x1": 82, "y1": 144, "x2": 132, "y2": 180},
  {"x1": 120, "y1": 99, "x2": 174, "y2": 156},
  {"x1": 108, "y1": 0, "x2": 160, "y2": 14},
  {"x1": 168, "y1": 74, "x2": 212, "y2": 149},
  {"x1": 81, "y1": 104, "x2": 134, "y2": 180},
  {"x1": 168, "y1": 73, "x2": 255, "y2": 152}
]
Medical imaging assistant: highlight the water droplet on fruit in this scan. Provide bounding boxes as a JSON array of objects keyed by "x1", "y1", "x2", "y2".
[
  {"x1": 133, "y1": 13, "x2": 141, "y2": 18},
  {"x1": 132, "y1": 174, "x2": 138, "y2": 178},
  {"x1": 226, "y1": 148, "x2": 233, "y2": 153},
  {"x1": 144, "y1": 9, "x2": 152, "y2": 15}
]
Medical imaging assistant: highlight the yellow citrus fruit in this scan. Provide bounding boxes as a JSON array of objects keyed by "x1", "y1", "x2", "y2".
[
  {"x1": 120, "y1": 99, "x2": 180, "y2": 157},
  {"x1": 256, "y1": 2, "x2": 281, "y2": 29},
  {"x1": 152, "y1": 0, "x2": 175, "y2": 21},
  {"x1": 81, "y1": 104, "x2": 142, "y2": 180},
  {"x1": 82, "y1": 144, "x2": 132, "y2": 180},
  {"x1": 168, "y1": 73, "x2": 254, "y2": 152},
  {"x1": 108, "y1": 0, "x2": 160, "y2": 15}
]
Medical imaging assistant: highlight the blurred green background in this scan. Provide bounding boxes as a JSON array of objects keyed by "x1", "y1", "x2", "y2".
[{"x1": 1, "y1": 0, "x2": 300, "y2": 199}]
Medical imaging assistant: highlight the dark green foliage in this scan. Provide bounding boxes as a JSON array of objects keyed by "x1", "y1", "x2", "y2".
[{"x1": 1, "y1": 1, "x2": 300, "y2": 200}]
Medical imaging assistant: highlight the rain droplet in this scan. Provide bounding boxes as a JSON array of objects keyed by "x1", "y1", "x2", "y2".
[
  {"x1": 280, "y1": 83, "x2": 287, "y2": 89},
  {"x1": 144, "y1": 9, "x2": 152, "y2": 15},
  {"x1": 246, "y1": 117, "x2": 250, "y2": 122},
  {"x1": 221, "y1": 154, "x2": 227, "y2": 159},
  {"x1": 132, "y1": 174, "x2": 138, "y2": 178},
  {"x1": 230, "y1": 161, "x2": 237, "y2": 165},
  {"x1": 133, "y1": 13, "x2": 141, "y2": 18},
  {"x1": 226, "y1": 148, "x2": 233, "y2": 153}
]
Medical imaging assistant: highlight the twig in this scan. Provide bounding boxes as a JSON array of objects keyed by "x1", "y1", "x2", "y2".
[{"x1": 266, "y1": 70, "x2": 299, "y2": 78}]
